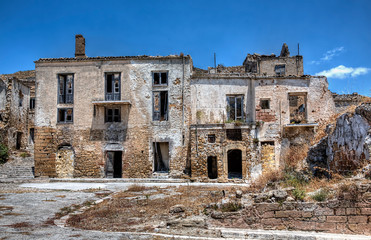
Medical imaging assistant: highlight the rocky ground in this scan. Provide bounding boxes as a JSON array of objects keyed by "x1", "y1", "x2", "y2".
[{"x1": 0, "y1": 179, "x2": 370, "y2": 240}]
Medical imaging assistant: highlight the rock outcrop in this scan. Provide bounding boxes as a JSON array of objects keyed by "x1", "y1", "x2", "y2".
[{"x1": 307, "y1": 103, "x2": 371, "y2": 176}]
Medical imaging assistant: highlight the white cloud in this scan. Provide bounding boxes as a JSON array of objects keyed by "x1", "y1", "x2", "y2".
[
  {"x1": 310, "y1": 47, "x2": 344, "y2": 65},
  {"x1": 316, "y1": 65, "x2": 370, "y2": 79},
  {"x1": 320, "y1": 47, "x2": 344, "y2": 61}
]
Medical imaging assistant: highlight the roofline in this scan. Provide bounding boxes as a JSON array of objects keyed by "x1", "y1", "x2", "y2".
[
  {"x1": 34, "y1": 55, "x2": 191, "y2": 63},
  {"x1": 190, "y1": 74, "x2": 321, "y2": 80}
]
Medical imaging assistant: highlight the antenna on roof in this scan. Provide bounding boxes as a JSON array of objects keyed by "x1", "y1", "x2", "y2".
[
  {"x1": 214, "y1": 53, "x2": 216, "y2": 69},
  {"x1": 298, "y1": 43, "x2": 300, "y2": 55}
]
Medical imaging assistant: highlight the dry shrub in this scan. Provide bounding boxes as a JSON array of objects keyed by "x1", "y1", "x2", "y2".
[
  {"x1": 126, "y1": 185, "x2": 147, "y2": 192},
  {"x1": 284, "y1": 144, "x2": 309, "y2": 169},
  {"x1": 336, "y1": 182, "x2": 360, "y2": 201},
  {"x1": 249, "y1": 169, "x2": 283, "y2": 192}
]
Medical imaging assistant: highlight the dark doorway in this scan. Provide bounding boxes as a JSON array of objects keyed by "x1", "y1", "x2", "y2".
[
  {"x1": 153, "y1": 142, "x2": 169, "y2": 172},
  {"x1": 207, "y1": 156, "x2": 218, "y2": 179},
  {"x1": 16, "y1": 132, "x2": 22, "y2": 150},
  {"x1": 228, "y1": 149, "x2": 242, "y2": 179},
  {"x1": 106, "y1": 151, "x2": 122, "y2": 178}
]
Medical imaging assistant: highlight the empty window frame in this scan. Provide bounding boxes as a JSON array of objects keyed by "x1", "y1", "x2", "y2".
[
  {"x1": 153, "y1": 72, "x2": 168, "y2": 86},
  {"x1": 226, "y1": 129, "x2": 242, "y2": 141},
  {"x1": 245, "y1": 61, "x2": 257, "y2": 73},
  {"x1": 227, "y1": 95, "x2": 244, "y2": 121},
  {"x1": 58, "y1": 74, "x2": 74, "y2": 104},
  {"x1": 105, "y1": 73, "x2": 121, "y2": 101},
  {"x1": 30, "y1": 97, "x2": 35, "y2": 110},
  {"x1": 208, "y1": 134, "x2": 216, "y2": 143},
  {"x1": 275, "y1": 65, "x2": 285, "y2": 76},
  {"x1": 289, "y1": 93, "x2": 307, "y2": 124},
  {"x1": 57, "y1": 108, "x2": 73, "y2": 123},
  {"x1": 105, "y1": 107, "x2": 121, "y2": 122},
  {"x1": 260, "y1": 99, "x2": 270, "y2": 109},
  {"x1": 18, "y1": 91, "x2": 23, "y2": 107},
  {"x1": 153, "y1": 91, "x2": 168, "y2": 121}
]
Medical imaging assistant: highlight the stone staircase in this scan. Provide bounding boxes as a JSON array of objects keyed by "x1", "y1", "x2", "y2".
[{"x1": 0, "y1": 154, "x2": 34, "y2": 180}]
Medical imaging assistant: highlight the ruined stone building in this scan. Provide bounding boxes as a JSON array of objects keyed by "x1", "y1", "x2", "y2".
[
  {"x1": 0, "y1": 71, "x2": 35, "y2": 152},
  {"x1": 33, "y1": 35, "x2": 335, "y2": 181}
]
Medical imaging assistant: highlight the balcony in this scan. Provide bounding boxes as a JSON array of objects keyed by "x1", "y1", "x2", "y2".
[{"x1": 92, "y1": 100, "x2": 131, "y2": 106}]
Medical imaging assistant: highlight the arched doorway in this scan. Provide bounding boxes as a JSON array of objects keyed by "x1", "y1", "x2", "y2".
[
  {"x1": 227, "y1": 149, "x2": 242, "y2": 179},
  {"x1": 56, "y1": 145, "x2": 74, "y2": 178}
]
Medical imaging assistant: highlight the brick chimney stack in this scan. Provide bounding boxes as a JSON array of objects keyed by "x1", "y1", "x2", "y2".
[{"x1": 75, "y1": 34, "x2": 86, "y2": 58}]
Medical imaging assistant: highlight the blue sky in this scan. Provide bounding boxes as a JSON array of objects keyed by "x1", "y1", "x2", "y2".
[{"x1": 1, "y1": 0, "x2": 370, "y2": 95}]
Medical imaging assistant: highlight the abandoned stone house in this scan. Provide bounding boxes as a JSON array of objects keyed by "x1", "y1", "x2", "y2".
[
  {"x1": 0, "y1": 71, "x2": 36, "y2": 152},
  {"x1": 33, "y1": 35, "x2": 335, "y2": 181}
]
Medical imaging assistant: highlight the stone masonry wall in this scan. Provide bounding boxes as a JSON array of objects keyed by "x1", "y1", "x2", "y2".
[
  {"x1": 190, "y1": 126, "x2": 255, "y2": 181},
  {"x1": 210, "y1": 184, "x2": 371, "y2": 235}
]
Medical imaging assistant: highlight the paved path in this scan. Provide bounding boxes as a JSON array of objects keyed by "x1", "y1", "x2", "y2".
[{"x1": 0, "y1": 180, "x2": 370, "y2": 240}]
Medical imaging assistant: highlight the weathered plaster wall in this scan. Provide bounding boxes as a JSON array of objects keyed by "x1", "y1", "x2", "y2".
[
  {"x1": 190, "y1": 78, "x2": 251, "y2": 124},
  {"x1": 35, "y1": 56, "x2": 192, "y2": 178}
]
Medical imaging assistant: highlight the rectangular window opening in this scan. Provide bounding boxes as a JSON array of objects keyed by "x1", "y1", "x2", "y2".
[
  {"x1": 58, "y1": 74, "x2": 74, "y2": 104},
  {"x1": 260, "y1": 99, "x2": 270, "y2": 109},
  {"x1": 29, "y1": 128, "x2": 35, "y2": 143},
  {"x1": 275, "y1": 65, "x2": 285, "y2": 76},
  {"x1": 226, "y1": 129, "x2": 242, "y2": 141},
  {"x1": 208, "y1": 134, "x2": 216, "y2": 143},
  {"x1": 57, "y1": 108, "x2": 73, "y2": 123},
  {"x1": 153, "y1": 142, "x2": 169, "y2": 173},
  {"x1": 30, "y1": 97, "x2": 35, "y2": 110},
  {"x1": 153, "y1": 72, "x2": 168, "y2": 86},
  {"x1": 105, "y1": 107, "x2": 121, "y2": 122},
  {"x1": 105, "y1": 73, "x2": 121, "y2": 101},
  {"x1": 289, "y1": 94, "x2": 307, "y2": 124},
  {"x1": 227, "y1": 95, "x2": 244, "y2": 121},
  {"x1": 153, "y1": 91, "x2": 168, "y2": 121}
]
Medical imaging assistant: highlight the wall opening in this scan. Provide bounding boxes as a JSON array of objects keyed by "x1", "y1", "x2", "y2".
[
  {"x1": 29, "y1": 128, "x2": 35, "y2": 144},
  {"x1": 153, "y1": 91, "x2": 168, "y2": 121},
  {"x1": 106, "y1": 151, "x2": 122, "y2": 178},
  {"x1": 261, "y1": 141, "x2": 275, "y2": 172},
  {"x1": 207, "y1": 156, "x2": 218, "y2": 179},
  {"x1": 226, "y1": 129, "x2": 242, "y2": 141},
  {"x1": 227, "y1": 149, "x2": 242, "y2": 179},
  {"x1": 56, "y1": 145, "x2": 75, "y2": 178},
  {"x1": 16, "y1": 132, "x2": 22, "y2": 149},
  {"x1": 153, "y1": 142, "x2": 169, "y2": 172},
  {"x1": 289, "y1": 93, "x2": 307, "y2": 124}
]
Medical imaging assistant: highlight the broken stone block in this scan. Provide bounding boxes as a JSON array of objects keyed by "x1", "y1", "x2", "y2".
[
  {"x1": 272, "y1": 190, "x2": 288, "y2": 200},
  {"x1": 169, "y1": 204, "x2": 185, "y2": 214}
]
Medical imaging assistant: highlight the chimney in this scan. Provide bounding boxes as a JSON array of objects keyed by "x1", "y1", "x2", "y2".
[{"x1": 75, "y1": 34, "x2": 86, "y2": 58}]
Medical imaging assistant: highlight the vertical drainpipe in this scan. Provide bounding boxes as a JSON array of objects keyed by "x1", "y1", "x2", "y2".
[{"x1": 182, "y1": 56, "x2": 185, "y2": 142}]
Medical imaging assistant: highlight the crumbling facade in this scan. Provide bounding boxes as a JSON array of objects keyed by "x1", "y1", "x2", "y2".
[
  {"x1": 0, "y1": 71, "x2": 35, "y2": 152},
  {"x1": 34, "y1": 35, "x2": 192, "y2": 178},
  {"x1": 34, "y1": 36, "x2": 335, "y2": 181},
  {"x1": 190, "y1": 43, "x2": 335, "y2": 181}
]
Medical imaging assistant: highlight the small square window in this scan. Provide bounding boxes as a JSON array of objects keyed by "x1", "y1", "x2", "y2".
[
  {"x1": 153, "y1": 72, "x2": 168, "y2": 86},
  {"x1": 105, "y1": 107, "x2": 121, "y2": 122},
  {"x1": 208, "y1": 134, "x2": 216, "y2": 143},
  {"x1": 260, "y1": 99, "x2": 270, "y2": 109},
  {"x1": 57, "y1": 108, "x2": 73, "y2": 123},
  {"x1": 275, "y1": 65, "x2": 285, "y2": 76}
]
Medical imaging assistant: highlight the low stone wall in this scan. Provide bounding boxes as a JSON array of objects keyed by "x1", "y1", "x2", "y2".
[{"x1": 209, "y1": 188, "x2": 371, "y2": 235}]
